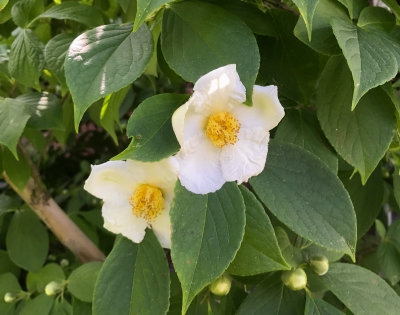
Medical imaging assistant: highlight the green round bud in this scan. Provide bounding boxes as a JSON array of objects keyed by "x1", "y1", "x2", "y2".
[
  {"x1": 45, "y1": 281, "x2": 62, "y2": 296},
  {"x1": 281, "y1": 268, "x2": 307, "y2": 291},
  {"x1": 60, "y1": 259, "x2": 69, "y2": 268},
  {"x1": 309, "y1": 255, "x2": 329, "y2": 276},
  {"x1": 210, "y1": 275, "x2": 231, "y2": 296},
  {"x1": 4, "y1": 292, "x2": 16, "y2": 303}
]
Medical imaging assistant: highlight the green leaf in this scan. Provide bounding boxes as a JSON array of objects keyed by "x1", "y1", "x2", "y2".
[
  {"x1": 6, "y1": 209, "x2": 49, "y2": 272},
  {"x1": 118, "y1": 0, "x2": 133, "y2": 13},
  {"x1": 275, "y1": 109, "x2": 337, "y2": 173},
  {"x1": 0, "y1": 249, "x2": 20, "y2": 277},
  {"x1": 26, "y1": 263, "x2": 65, "y2": 293},
  {"x1": 331, "y1": 17, "x2": 398, "y2": 109},
  {"x1": 291, "y1": 0, "x2": 319, "y2": 41},
  {"x1": 227, "y1": 186, "x2": 289, "y2": 275},
  {"x1": 258, "y1": 9, "x2": 319, "y2": 104},
  {"x1": 0, "y1": 273, "x2": 21, "y2": 303},
  {"x1": 52, "y1": 97, "x2": 74, "y2": 146},
  {"x1": 44, "y1": 34, "x2": 75, "y2": 96},
  {"x1": 0, "y1": 194, "x2": 18, "y2": 216},
  {"x1": 394, "y1": 166, "x2": 400, "y2": 208},
  {"x1": 294, "y1": 0, "x2": 348, "y2": 56},
  {"x1": 113, "y1": 94, "x2": 188, "y2": 162},
  {"x1": 19, "y1": 294, "x2": 54, "y2": 315},
  {"x1": 339, "y1": 167, "x2": 383, "y2": 239},
  {"x1": 65, "y1": 23, "x2": 153, "y2": 130},
  {"x1": 316, "y1": 56, "x2": 396, "y2": 183},
  {"x1": 36, "y1": 2, "x2": 103, "y2": 27},
  {"x1": 205, "y1": 0, "x2": 276, "y2": 36},
  {"x1": 8, "y1": 29, "x2": 45, "y2": 90},
  {"x1": 336, "y1": 0, "x2": 368, "y2": 19},
  {"x1": 0, "y1": 0, "x2": 8, "y2": 11},
  {"x1": 170, "y1": 182, "x2": 245, "y2": 314},
  {"x1": 236, "y1": 273, "x2": 305, "y2": 315},
  {"x1": 99, "y1": 86, "x2": 130, "y2": 144},
  {"x1": 382, "y1": 0, "x2": 400, "y2": 22},
  {"x1": 93, "y1": 232, "x2": 170, "y2": 315},
  {"x1": 377, "y1": 241, "x2": 400, "y2": 286},
  {"x1": 49, "y1": 300, "x2": 72, "y2": 315},
  {"x1": 358, "y1": 6, "x2": 395, "y2": 32},
  {"x1": 16, "y1": 92, "x2": 63, "y2": 130},
  {"x1": 134, "y1": 0, "x2": 172, "y2": 31},
  {"x1": 161, "y1": 0, "x2": 259, "y2": 103},
  {"x1": 320, "y1": 263, "x2": 400, "y2": 314},
  {"x1": 11, "y1": 0, "x2": 44, "y2": 29},
  {"x1": 209, "y1": 286, "x2": 247, "y2": 315},
  {"x1": 250, "y1": 141, "x2": 357, "y2": 259},
  {"x1": 0, "y1": 98, "x2": 31, "y2": 158},
  {"x1": 275, "y1": 227, "x2": 303, "y2": 267},
  {"x1": 3, "y1": 150, "x2": 31, "y2": 191},
  {"x1": 305, "y1": 291, "x2": 345, "y2": 315},
  {"x1": 72, "y1": 298, "x2": 92, "y2": 315},
  {"x1": 67, "y1": 261, "x2": 102, "y2": 303},
  {"x1": 0, "y1": 0, "x2": 18, "y2": 24}
]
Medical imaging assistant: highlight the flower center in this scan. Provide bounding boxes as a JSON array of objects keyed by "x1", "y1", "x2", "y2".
[
  {"x1": 205, "y1": 112, "x2": 240, "y2": 148},
  {"x1": 130, "y1": 184, "x2": 165, "y2": 222}
]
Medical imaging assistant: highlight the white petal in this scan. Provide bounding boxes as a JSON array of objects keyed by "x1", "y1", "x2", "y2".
[
  {"x1": 192, "y1": 64, "x2": 246, "y2": 116},
  {"x1": 176, "y1": 133, "x2": 225, "y2": 194},
  {"x1": 172, "y1": 99, "x2": 208, "y2": 147},
  {"x1": 102, "y1": 201, "x2": 148, "y2": 244},
  {"x1": 84, "y1": 161, "x2": 135, "y2": 203},
  {"x1": 220, "y1": 128, "x2": 270, "y2": 184},
  {"x1": 231, "y1": 85, "x2": 285, "y2": 131},
  {"x1": 150, "y1": 206, "x2": 171, "y2": 248},
  {"x1": 126, "y1": 157, "x2": 179, "y2": 203}
]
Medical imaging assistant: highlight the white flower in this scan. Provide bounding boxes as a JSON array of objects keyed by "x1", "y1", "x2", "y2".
[
  {"x1": 84, "y1": 157, "x2": 179, "y2": 248},
  {"x1": 172, "y1": 64, "x2": 284, "y2": 194}
]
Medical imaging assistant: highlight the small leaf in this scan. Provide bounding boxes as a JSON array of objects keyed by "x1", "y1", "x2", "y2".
[
  {"x1": 161, "y1": 0, "x2": 259, "y2": 103},
  {"x1": 316, "y1": 56, "x2": 395, "y2": 183},
  {"x1": 0, "y1": 273, "x2": 21, "y2": 303},
  {"x1": 18, "y1": 294, "x2": 54, "y2": 315},
  {"x1": 227, "y1": 186, "x2": 290, "y2": 275},
  {"x1": 291, "y1": 0, "x2": 319, "y2": 41},
  {"x1": 11, "y1": 0, "x2": 44, "y2": 28},
  {"x1": 382, "y1": 0, "x2": 400, "y2": 22},
  {"x1": 26, "y1": 263, "x2": 65, "y2": 293},
  {"x1": 0, "y1": 194, "x2": 18, "y2": 216},
  {"x1": 49, "y1": 300, "x2": 72, "y2": 315},
  {"x1": 236, "y1": 273, "x2": 305, "y2": 315},
  {"x1": 93, "y1": 232, "x2": 170, "y2": 315},
  {"x1": 3, "y1": 150, "x2": 31, "y2": 191},
  {"x1": 305, "y1": 290, "x2": 345, "y2": 315},
  {"x1": 72, "y1": 298, "x2": 92, "y2": 315},
  {"x1": 0, "y1": 0, "x2": 18, "y2": 24},
  {"x1": 336, "y1": 0, "x2": 368, "y2": 19},
  {"x1": 68, "y1": 261, "x2": 103, "y2": 303},
  {"x1": 377, "y1": 241, "x2": 400, "y2": 286},
  {"x1": 6, "y1": 209, "x2": 49, "y2": 272},
  {"x1": 65, "y1": 23, "x2": 153, "y2": 130},
  {"x1": 134, "y1": 0, "x2": 172, "y2": 31},
  {"x1": 113, "y1": 94, "x2": 189, "y2": 162},
  {"x1": 358, "y1": 6, "x2": 395, "y2": 32},
  {"x1": 16, "y1": 92, "x2": 63, "y2": 130},
  {"x1": 170, "y1": 182, "x2": 245, "y2": 314},
  {"x1": 250, "y1": 141, "x2": 357, "y2": 259},
  {"x1": 320, "y1": 263, "x2": 400, "y2": 314},
  {"x1": 0, "y1": 249, "x2": 20, "y2": 277},
  {"x1": 393, "y1": 165, "x2": 400, "y2": 208},
  {"x1": 36, "y1": 2, "x2": 103, "y2": 27},
  {"x1": 8, "y1": 29, "x2": 45, "y2": 90}
]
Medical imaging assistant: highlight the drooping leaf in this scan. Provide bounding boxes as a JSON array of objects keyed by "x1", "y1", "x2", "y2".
[
  {"x1": 331, "y1": 17, "x2": 399, "y2": 109},
  {"x1": 294, "y1": 0, "x2": 348, "y2": 55},
  {"x1": 161, "y1": 0, "x2": 259, "y2": 103},
  {"x1": 6, "y1": 209, "x2": 49, "y2": 272},
  {"x1": 0, "y1": 98, "x2": 31, "y2": 158},
  {"x1": 320, "y1": 263, "x2": 400, "y2": 314},
  {"x1": 65, "y1": 23, "x2": 153, "y2": 130},
  {"x1": 16, "y1": 92, "x2": 63, "y2": 130},
  {"x1": 227, "y1": 186, "x2": 289, "y2": 275},
  {"x1": 93, "y1": 233, "x2": 170, "y2": 315},
  {"x1": 259, "y1": 9, "x2": 319, "y2": 104},
  {"x1": 68, "y1": 261, "x2": 103, "y2": 303},
  {"x1": 275, "y1": 108, "x2": 337, "y2": 173},
  {"x1": 8, "y1": 29, "x2": 45, "y2": 90},
  {"x1": 316, "y1": 56, "x2": 395, "y2": 183},
  {"x1": 250, "y1": 141, "x2": 357, "y2": 259},
  {"x1": 291, "y1": 0, "x2": 319, "y2": 41},
  {"x1": 36, "y1": 2, "x2": 103, "y2": 27},
  {"x1": 113, "y1": 94, "x2": 188, "y2": 162},
  {"x1": 236, "y1": 273, "x2": 305, "y2": 315},
  {"x1": 26, "y1": 263, "x2": 65, "y2": 293},
  {"x1": 304, "y1": 291, "x2": 345, "y2": 315},
  {"x1": 134, "y1": 0, "x2": 172, "y2": 31},
  {"x1": 170, "y1": 182, "x2": 245, "y2": 314},
  {"x1": 11, "y1": 0, "x2": 44, "y2": 28},
  {"x1": 44, "y1": 34, "x2": 75, "y2": 96}
]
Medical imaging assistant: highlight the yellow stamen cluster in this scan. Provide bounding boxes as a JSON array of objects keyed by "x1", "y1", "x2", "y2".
[
  {"x1": 130, "y1": 184, "x2": 165, "y2": 222},
  {"x1": 205, "y1": 112, "x2": 240, "y2": 148}
]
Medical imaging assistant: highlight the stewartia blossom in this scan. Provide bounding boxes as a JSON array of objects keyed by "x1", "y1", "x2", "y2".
[
  {"x1": 84, "y1": 157, "x2": 179, "y2": 248},
  {"x1": 172, "y1": 64, "x2": 285, "y2": 194}
]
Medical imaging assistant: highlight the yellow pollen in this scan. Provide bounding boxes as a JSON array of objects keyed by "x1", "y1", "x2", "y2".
[
  {"x1": 130, "y1": 184, "x2": 165, "y2": 222},
  {"x1": 205, "y1": 112, "x2": 240, "y2": 148}
]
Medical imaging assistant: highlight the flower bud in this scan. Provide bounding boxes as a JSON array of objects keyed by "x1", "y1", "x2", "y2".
[
  {"x1": 281, "y1": 268, "x2": 307, "y2": 291},
  {"x1": 309, "y1": 255, "x2": 329, "y2": 276},
  {"x1": 209, "y1": 275, "x2": 231, "y2": 296},
  {"x1": 45, "y1": 281, "x2": 62, "y2": 296},
  {"x1": 4, "y1": 292, "x2": 16, "y2": 303},
  {"x1": 60, "y1": 259, "x2": 69, "y2": 268}
]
